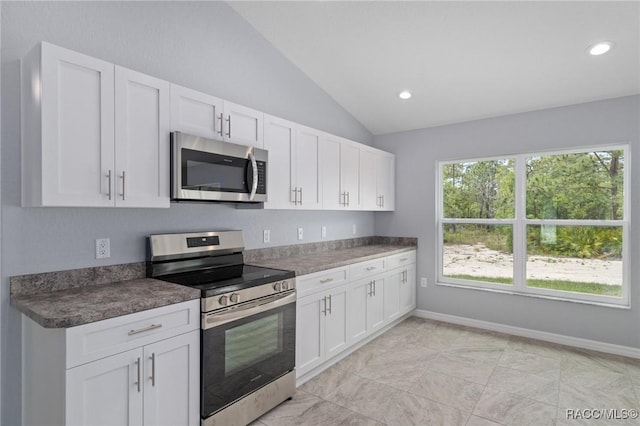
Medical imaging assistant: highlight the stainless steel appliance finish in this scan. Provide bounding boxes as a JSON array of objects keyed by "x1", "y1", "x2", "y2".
[
  {"x1": 171, "y1": 131, "x2": 268, "y2": 203},
  {"x1": 202, "y1": 370, "x2": 296, "y2": 426},
  {"x1": 147, "y1": 230, "x2": 295, "y2": 426}
]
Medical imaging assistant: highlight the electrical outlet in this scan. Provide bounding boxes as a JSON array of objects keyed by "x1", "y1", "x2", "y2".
[
  {"x1": 352, "y1": 224, "x2": 357, "y2": 235},
  {"x1": 421, "y1": 277, "x2": 428, "y2": 288},
  {"x1": 263, "y1": 230, "x2": 271, "y2": 244},
  {"x1": 321, "y1": 226, "x2": 327, "y2": 238},
  {"x1": 96, "y1": 238, "x2": 110, "y2": 259},
  {"x1": 297, "y1": 227, "x2": 304, "y2": 240}
]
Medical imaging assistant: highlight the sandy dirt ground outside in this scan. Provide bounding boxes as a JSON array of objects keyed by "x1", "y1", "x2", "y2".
[{"x1": 443, "y1": 244, "x2": 622, "y2": 285}]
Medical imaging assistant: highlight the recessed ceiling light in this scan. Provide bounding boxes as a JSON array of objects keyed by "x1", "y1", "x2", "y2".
[
  {"x1": 398, "y1": 91, "x2": 412, "y2": 100},
  {"x1": 588, "y1": 41, "x2": 614, "y2": 56}
]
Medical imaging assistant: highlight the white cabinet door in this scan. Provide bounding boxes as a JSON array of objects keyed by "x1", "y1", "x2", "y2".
[
  {"x1": 25, "y1": 42, "x2": 115, "y2": 207},
  {"x1": 115, "y1": 66, "x2": 170, "y2": 208},
  {"x1": 263, "y1": 115, "x2": 296, "y2": 209},
  {"x1": 320, "y1": 135, "x2": 342, "y2": 210},
  {"x1": 377, "y1": 154, "x2": 395, "y2": 211},
  {"x1": 143, "y1": 330, "x2": 200, "y2": 426},
  {"x1": 367, "y1": 277, "x2": 385, "y2": 332},
  {"x1": 359, "y1": 149, "x2": 378, "y2": 210},
  {"x1": 66, "y1": 348, "x2": 143, "y2": 426},
  {"x1": 222, "y1": 100, "x2": 264, "y2": 148},
  {"x1": 295, "y1": 126, "x2": 322, "y2": 210},
  {"x1": 296, "y1": 293, "x2": 325, "y2": 377},
  {"x1": 400, "y1": 265, "x2": 417, "y2": 315},
  {"x1": 346, "y1": 279, "x2": 368, "y2": 345},
  {"x1": 170, "y1": 84, "x2": 223, "y2": 139},
  {"x1": 324, "y1": 287, "x2": 348, "y2": 359},
  {"x1": 384, "y1": 269, "x2": 402, "y2": 322},
  {"x1": 340, "y1": 142, "x2": 360, "y2": 210}
]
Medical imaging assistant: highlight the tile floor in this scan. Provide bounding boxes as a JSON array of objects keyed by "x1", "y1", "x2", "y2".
[{"x1": 253, "y1": 316, "x2": 640, "y2": 426}]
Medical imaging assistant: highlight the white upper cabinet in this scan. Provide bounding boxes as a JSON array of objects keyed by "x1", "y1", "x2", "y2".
[
  {"x1": 295, "y1": 125, "x2": 322, "y2": 210},
  {"x1": 320, "y1": 135, "x2": 360, "y2": 210},
  {"x1": 222, "y1": 100, "x2": 264, "y2": 148},
  {"x1": 340, "y1": 141, "x2": 360, "y2": 210},
  {"x1": 263, "y1": 114, "x2": 296, "y2": 209},
  {"x1": 170, "y1": 84, "x2": 224, "y2": 140},
  {"x1": 115, "y1": 67, "x2": 170, "y2": 208},
  {"x1": 22, "y1": 42, "x2": 115, "y2": 207},
  {"x1": 320, "y1": 134, "x2": 342, "y2": 210},
  {"x1": 170, "y1": 85, "x2": 263, "y2": 149},
  {"x1": 21, "y1": 42, "x2": 170, "y2": 208},
  {"x1": 360, "y1": 148, "x2": 395, "y2": 211}
]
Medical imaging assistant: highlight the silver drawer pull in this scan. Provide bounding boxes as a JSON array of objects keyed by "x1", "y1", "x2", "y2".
[
  {"x1": 128, "y1": 323, "x2": 162, "y2": 336},
  {"x1": 320, "y1": 278, "x2": 334, "y2": 284},
  {"x1": 365, "y1": 266, "x2": 376, "y2": 271},
  {"x1": 400, "y1": 258, "x2": 408, "y2": 262}
]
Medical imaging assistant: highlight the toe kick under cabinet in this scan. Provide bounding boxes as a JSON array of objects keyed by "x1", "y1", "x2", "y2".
[
  {"x1": 295, "y1": 250, "x2": 416, "y2": 380},
  {"x1": 22, "y1": 300, "x2": 200, "y2": 426}
]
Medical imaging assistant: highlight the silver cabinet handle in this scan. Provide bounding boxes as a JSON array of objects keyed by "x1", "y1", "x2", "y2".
[
  {"x1": 150, "y1": 353, "x2": 156, "y2": 386},
  {"x1": 217, "y1": 112, "x2": 224, "y2": 137},
  {"x1": 120, "y1": 171, "x2": 126, "y2": 200},
  {"x1": 347, "y1": 191, "x2": 350, "y2": 207},
  {"x1": 328, "y1": 294, "x2": 332, "y2": 314},
  {"x1": 321, "y1": 296, "x2": 326, "y2": 316},
  {"x1": 298, "y1": 187, "x2": 303, "y2": 205},
  {"x1": 128, "y1": 323, "x2": 162, "y2": 336},
  {"x1": 135, "y1": 357, "x2": 141, "y2": 393},
  {"x1": 373, "y1": 280, "x2": 376, "y2": 296},
  {"x1": 400, "y1": 257, "x2": 408, "y2": 262},
  {"x1": 248, "y1": 152, "x2": 258, "y2": 201},
  {"x1": 320, "y1": 277, "x2": 334, "y2": 284},
  {"x1": 292, "y1": 187, "x2": 298, "y2": 205},
  {"x1": 368, "y1": 281, "x2": 373, "y2": 297},
  {"x1": 340, "y1": 192, "x2": 346, "y2": 206},
  {"x1": 366, "y1": 266, "x2": 376, "y2": 271},
  {"x1": 106, "y1": 170, "x2": 112, "y2": 200},
  {"x1": 225, "y1": 115, "x2": 231, "y2": 138}
]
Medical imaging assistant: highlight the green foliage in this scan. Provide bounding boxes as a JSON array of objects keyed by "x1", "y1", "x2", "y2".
[
  {"x1": 445, "y1": 274, "x2": 622, "y2": 297},
  {"x1": 442, "y1": 150, "x2": 624, "y2": 259}
]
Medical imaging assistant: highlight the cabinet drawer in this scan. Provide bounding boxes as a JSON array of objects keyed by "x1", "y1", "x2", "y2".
[
  {"x1": 66, "y1": 299, "x2": 199, "y2": 368},
  {"x1": 350, "y1": 258, "x2": 386, "y2": 280},
  {"x1": 297, "y1": 267, "x2": 349, "y2": 298},
  {"x1": 387, "y1": 251, "x2": 416, "y2": 270}
]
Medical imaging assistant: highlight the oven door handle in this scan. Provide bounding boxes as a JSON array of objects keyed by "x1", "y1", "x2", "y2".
[
  {"x1": 247, "y1": 152, "x2": 258, "y2": 201},
  {"x1": 203, "y1": 291, "x2": 295, "y2": 330}
]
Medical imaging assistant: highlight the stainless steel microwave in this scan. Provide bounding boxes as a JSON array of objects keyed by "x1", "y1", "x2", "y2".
[{"x1": 170, "y1": 132, "x2": 268, "y2": 203}]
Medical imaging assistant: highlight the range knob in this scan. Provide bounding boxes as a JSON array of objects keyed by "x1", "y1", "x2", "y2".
[
  {"x1": 281, "y1": 281, "x2": 289, "y2": 291},
  {"x1": 218, "y1": 295, "x2": 228, "y2": 306},
  {"x1": 229, "y1": 293, "x2": 240, "y2": 303},
  {"x1": 273, "y1": 282, "x2": 282, "y2": 292}
]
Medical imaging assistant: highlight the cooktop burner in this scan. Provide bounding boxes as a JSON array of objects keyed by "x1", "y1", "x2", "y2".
[{"x1": 160, "y1": 264, "x2": 295, "y2": 298}]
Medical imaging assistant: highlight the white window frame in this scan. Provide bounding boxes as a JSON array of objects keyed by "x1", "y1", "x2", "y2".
[{"x1": 436, "y1": 145, "x2": 629, "y2": 307}]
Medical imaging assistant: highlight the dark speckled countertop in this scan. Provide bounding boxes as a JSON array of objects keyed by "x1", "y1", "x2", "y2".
[
  {"x1": 10, "y1": 236, "x2": 416, "y2": 328},
  {"x1": 245, "y1": 237, "x2": 417, "y2": 276},
  {"x1": 248, "y1": 245, "x2": 415, "y2": 276}
]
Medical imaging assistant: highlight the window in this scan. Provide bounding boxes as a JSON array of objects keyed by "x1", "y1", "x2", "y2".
[{"x1": 438, "y1": 147, "x2": 628, "y2": 306}]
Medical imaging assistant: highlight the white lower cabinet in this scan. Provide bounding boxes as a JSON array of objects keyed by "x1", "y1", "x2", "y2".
[
  {"x1": 296, "y1": 286, "x2": 348, "y2": 378},
  {"x1": 297, "y1": 250, "x2": 417, "y2": 381},
  {"x1": 22, "y1": 300, "x2": 200, "y2": 426}
]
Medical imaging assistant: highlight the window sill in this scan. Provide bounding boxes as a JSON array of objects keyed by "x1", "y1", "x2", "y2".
[{"x1": 435, "y1": 281, "x2": 630, "y2": 310}]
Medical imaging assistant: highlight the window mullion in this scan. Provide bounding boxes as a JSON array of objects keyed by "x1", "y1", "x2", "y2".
[{"x1": 513, "y1": 155, "x2": 527, "y2": 292}]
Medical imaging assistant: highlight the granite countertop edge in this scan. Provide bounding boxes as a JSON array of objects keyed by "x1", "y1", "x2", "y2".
[
  {"x1": 11, "y1": 278, "x2": 200, "y2": 329},
  {"x1": 249, "y1": 245, "x2": 416, "y2": 276}
]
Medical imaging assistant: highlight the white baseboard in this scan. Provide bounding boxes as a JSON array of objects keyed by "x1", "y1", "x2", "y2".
[{"x1": 413, "y1": 309, "x2": 640, "y2": 359}]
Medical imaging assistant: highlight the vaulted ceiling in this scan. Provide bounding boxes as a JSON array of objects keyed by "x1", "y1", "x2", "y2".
[{"x1": 230, "y1": 1, "x2": 640, "y2": 135}]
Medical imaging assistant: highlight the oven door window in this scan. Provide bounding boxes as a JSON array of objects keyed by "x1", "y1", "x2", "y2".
[
  {"x1": 201, "y1": 299, "x2": 295, "y2": 418},
  {"x1": 181, "y1": 148, "x2": 250, "y2": 193}
]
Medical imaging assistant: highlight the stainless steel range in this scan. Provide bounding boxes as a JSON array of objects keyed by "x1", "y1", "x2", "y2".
[{"x1": 147, "y1": 230, "x2": 296, "y2": 426}]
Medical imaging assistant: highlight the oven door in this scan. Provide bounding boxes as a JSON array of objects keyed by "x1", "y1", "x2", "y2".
[
  {"x1": 201, "y1": 291, "x2": 295, "y2": 419},
  {"x1": 171, "y1": 131, "x2": 267, "y2": 202}
]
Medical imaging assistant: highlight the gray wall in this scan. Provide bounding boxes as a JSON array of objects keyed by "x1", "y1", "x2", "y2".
[
  {"x1": 1, "y1": 2, "x2": 373, "y2": 424},
  {"x1": 374, "y1": 95, "x2": 640, "y2": 348}
]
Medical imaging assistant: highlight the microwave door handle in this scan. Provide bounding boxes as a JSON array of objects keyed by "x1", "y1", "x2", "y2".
[{"x1": 248, "y1": 152, "x2": 258, "y2": 201}]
